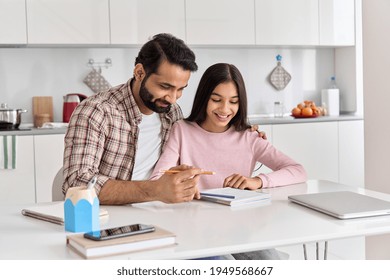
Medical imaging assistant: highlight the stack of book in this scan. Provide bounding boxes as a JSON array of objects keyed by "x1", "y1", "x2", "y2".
[{"x1": 66, "y1": 226, "x2": 176, "y2": 258}]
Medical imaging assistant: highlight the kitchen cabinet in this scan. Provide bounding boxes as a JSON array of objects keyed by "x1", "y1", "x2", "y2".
[
  {"x1": 34, "y1": 134, "x2": 65, "y2": 203},
  {"x1": 26, "y1": 0, "x2": 110, "y2": 44},
  {"x1": 272, "y1": 120, "x2": 364, "y2": 187},
  {"x1": 272, "y1": 122, "x2": 339, "y2": 182},
  {"x1": 0, "y1": 0, "x2": 27, "y2": 44},
  {"x1": 319, "y1": 0, "x2": 355, "y2": 46},
  {"x1": 332, "y1": 114, "x2": 366, "y2": 260},
  {"x1": 255, "y1": 0, "x2": 319, "y2": 45},
  {"x1": 110, "y1": 0, "x2": 185, "y2": 44},
  {"x1": 0, "y1": 136, "x2": 35, "y2": 204},
  {"x1": 251, "y1": 119, "x2": 365, "y2": 188},
  {"x1": 185, "y1": 0, "x2": 255, "y2": 45},
  {"x1": 338, "y1": 120, "x2": 364, "y2": 187},
  {"x1": 5, "y1": 0, "x2": 356, "y2": 47},
  {"x1": 255, "y1": 0, "x2": 355, "y2": 46},
  {"x1": 270, "y1": 120, "x2": 365, "y2": 260},
  {"x1": 253, "y1": 121, "x2": 364, "y2": 191},
  {"x1": 0, "y1": 134, "x2": 65, "y2": 204}
]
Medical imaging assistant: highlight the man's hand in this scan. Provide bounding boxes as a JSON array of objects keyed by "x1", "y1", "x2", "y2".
[
  {"x1": 223, "y1": 174, "x2": 263, "y2": 190},
  {"x1": 156, "y1": 165, "x2": 202, "y2": 203},
  {"x1": 250, "y1": 125, "x2": 267, "y2": 140}
]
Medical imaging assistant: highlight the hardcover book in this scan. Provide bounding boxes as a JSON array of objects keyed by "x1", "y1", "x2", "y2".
[{"x1": 66, "y1": 226, "x2": 176, "y2": 259}]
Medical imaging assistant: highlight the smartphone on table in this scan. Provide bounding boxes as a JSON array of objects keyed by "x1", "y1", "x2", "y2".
[{"x1": 84, "y1": 224, "x2": 155, "y2": 241}]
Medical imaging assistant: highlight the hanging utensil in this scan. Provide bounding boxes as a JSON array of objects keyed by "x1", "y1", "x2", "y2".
[{"x1": 269, "y1": 55, "x2": 291, "y2": 91}]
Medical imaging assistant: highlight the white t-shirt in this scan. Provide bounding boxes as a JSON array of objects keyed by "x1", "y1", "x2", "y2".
[{"x1": 132, "y1": 113, "x2": 162, "y2": 180}]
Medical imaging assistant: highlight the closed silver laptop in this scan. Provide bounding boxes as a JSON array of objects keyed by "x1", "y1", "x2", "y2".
[{"x1": 288, "y1": 191, "x2": 390, "y2": 219}]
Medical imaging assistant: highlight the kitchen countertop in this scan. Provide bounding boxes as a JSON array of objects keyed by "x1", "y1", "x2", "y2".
[
  {"x1": 0, "y1": 114, "x2": 363, "y2": 136},
  {"x1": 248, "y1": 113, "x2": 363, "y2": 125},
  {"x1": 0, "y1": 124, "x2": 68, "y2": 136}
]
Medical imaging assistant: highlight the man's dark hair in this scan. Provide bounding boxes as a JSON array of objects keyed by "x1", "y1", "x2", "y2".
[
  {"x1": 186, "y1": 63, "x2": 250, "y2": 131},
  {"x1": 135, "y1": 33, "x2": 198, "y2": 76}
]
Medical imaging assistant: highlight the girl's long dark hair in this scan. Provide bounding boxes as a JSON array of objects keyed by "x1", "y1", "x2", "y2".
[{"x1": 186, "y1": 63, "x2": 249, "y2": 131}]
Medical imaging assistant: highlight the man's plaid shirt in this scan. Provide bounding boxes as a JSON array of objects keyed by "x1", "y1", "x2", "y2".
[{"x1": 62, "y1": 78, "x2": 183, "y2": 195}]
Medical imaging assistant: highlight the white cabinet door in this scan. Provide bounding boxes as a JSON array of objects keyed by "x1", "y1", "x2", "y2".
[
  {"x1": 319, "y1": 0, "x2": 355, "y2": 46},
  {"x1": 273, "y1": 120, "x2": 365, "y2": 260},
  {"x1": 272, "y1": 122, "x2": 339, "y2": 182},
  {"x1": 255, "y1": 0, "x2": 319, "y2": 45},
  {"x1": 338, "y1": 120, "x2": 364, "y2": 187},
  {"x1": 0, "y1": 0, "x2": 27, "y2": 44},
  {"x1": 186, "y1": 0, "x2": 255, "y2": 45},
  {"x1": 110, "y1": 0, "x2": 185, "y2": 44},
  {"x1": 0, "y1": 136, "x2": 35, "y2": 203},
  {"x1": 34, "y1": 134, "x2": 65, "y2": 202},
  {"x1": 26, "y1": 0, "x2": 109, "y2": 44}
]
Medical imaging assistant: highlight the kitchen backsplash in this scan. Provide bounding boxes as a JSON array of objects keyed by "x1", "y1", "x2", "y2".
[{"x1": 0, "y1": 47, "x2": 334, "y2": 123}]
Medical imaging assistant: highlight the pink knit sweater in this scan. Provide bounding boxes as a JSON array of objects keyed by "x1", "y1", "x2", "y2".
[{"x1": 151, "y1": 120, "x2": 307, "y2": 190}]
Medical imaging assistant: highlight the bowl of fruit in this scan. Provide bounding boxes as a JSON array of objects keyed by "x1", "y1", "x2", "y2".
[{"x1": 291, "y1": 100, "x2": 325, "y2": 118}]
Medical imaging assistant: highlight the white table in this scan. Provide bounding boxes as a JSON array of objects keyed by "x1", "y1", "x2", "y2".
[{"x1": 2, "y1": 180, "x2": 390, "y2": 260}]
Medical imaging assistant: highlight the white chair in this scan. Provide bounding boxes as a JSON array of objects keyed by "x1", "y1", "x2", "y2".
[{"x1": 52, "y1": 167, "x2": 65, "y2": 201}]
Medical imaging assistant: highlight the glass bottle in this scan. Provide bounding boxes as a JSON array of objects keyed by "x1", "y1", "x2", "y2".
[{"x1": 274, "y1": 101, "x2": 284, "y2": 118}]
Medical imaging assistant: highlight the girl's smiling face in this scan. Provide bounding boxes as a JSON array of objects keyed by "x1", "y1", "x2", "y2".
[{"x1": 200, "y1": 81, "x2": 239, "y2": 133}]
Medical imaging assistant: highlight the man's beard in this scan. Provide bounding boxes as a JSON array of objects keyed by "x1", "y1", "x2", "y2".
[{"x1": 139, "y1": 79, "x2": 172, "y2": 113}]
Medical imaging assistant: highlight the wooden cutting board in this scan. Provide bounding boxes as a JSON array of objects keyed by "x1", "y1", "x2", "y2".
[{"x1": 32, "y1": 96, "x2": 54, "y2": 121}]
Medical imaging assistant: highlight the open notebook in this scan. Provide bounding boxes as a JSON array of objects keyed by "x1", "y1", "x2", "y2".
[
  {"x1": 200, "y1": 187, "x2": 271, "y2": 207},
  {"x1": 288, "y1": 191, "x2": 390, "y2": 219}
]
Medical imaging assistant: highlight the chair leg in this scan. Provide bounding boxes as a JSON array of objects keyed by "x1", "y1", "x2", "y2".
[
  {"x1": 302, "y1": 241, "x2": 328, "y2": 260},
  {"x1": 303, "y1": 244, "x2": 308, "y2": 260},
  {"x1": 324, "y1": 241, "x2": 328, "y2": 260}
]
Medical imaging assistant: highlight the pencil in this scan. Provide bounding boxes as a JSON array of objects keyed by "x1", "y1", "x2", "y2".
[{"x1": 161, "y1": 169, "x2": 215, "y2": 175}]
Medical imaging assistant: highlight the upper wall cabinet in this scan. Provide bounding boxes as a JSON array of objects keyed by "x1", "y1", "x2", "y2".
[
  {"x1": 319, "y1": 0, "x2": 355, "y2": 46},
  {"x1": 186, "y1": 0, "x2": 255, "y2": 45},
  {"x1": 0, "y1": 0, "x2": 27, "y2": 44},
  {"x1": 255, "y1": 0, "x2": 319, "y2": 46},
  {"x1": 26, "y1": 0, "x2": 110, "y2": 44},
  {"x1": 255, "y1": 0, "x2": 355, "y2": 46},
  {"x1": 110, "y1": 0, "x2": 185, "y2": 44},
  {"x1": 2, "y1": 0, "x2": 356, "y2": 46}
]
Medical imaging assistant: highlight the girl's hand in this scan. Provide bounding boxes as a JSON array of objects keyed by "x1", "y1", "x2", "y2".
[{"x1": 223, "y1": 174, "x2": 263, "y2": 190}]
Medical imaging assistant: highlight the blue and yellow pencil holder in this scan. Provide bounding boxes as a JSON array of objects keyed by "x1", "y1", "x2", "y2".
[{"x1": 64, "y1": 186, "x2": 100, "y2": 232}]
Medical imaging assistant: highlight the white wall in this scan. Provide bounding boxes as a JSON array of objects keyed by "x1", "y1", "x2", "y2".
[
  {"x1": 0, "y1": 47, "x2": 335, "y2": 123},
  {"x1": 363, "y1": 0, "x2": 390, "y2": 259}
]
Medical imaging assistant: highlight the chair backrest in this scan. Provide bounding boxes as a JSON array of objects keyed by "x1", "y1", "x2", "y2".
[{"x1": 52, "y1": 167, "x2": 65, "y2": 201}]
